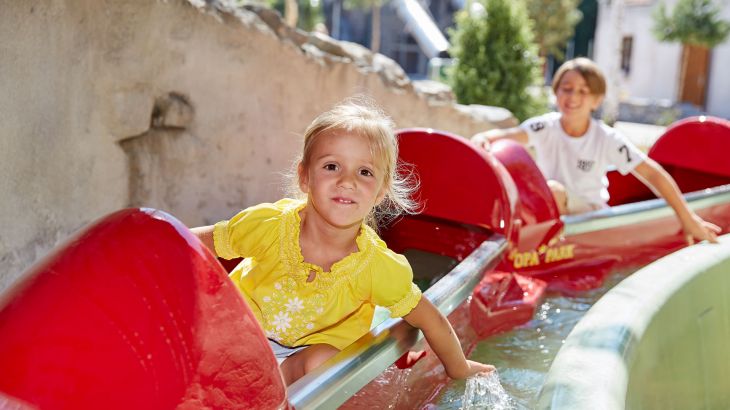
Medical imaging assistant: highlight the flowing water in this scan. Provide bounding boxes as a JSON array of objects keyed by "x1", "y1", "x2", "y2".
[
  {"x1": 431, "y1": 269, "x2": 634, "y2": 409},
  {"x1": 461, "y1": 372, "x2": 514, "y2": 410}
]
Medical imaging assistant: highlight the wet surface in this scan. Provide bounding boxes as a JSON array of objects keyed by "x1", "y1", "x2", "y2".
[{"x1": 430, "y1": 269, "x2": 634, "y2": 409}]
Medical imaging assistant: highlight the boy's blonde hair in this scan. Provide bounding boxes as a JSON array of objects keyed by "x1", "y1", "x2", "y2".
[
  {"x1": 294, "y1": 96, "x2": 419, "y2": 228},
  {"x1": 552, "y1": 57, "x2": 606, "y2": 97}
]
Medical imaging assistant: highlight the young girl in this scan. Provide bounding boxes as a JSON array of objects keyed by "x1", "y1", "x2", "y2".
[
  {"x1": 192, "y1": 98, "x2": 494, "y2": 385},
  {"x1": 472, "y1": 57, "x2": 720, "y2": 245}
]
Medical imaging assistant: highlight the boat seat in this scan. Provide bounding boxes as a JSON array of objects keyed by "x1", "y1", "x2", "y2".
[
  {"x1": 377, "y1": 129, "x2": 516, "y2": 290},
  {"x1": 489, "y1": 139, "x2": 560, "y2": 225},
  {"x1": 648, "y1": 116, "x2": 730, "y2": 193},
  {"x1": 606, "y1": 170, "x2": 655, "y2": 206},
  {"x1": 395, "y1": 128, "x2": 515, "y2": 235},
  {"x1": 649, "y1": 116, "x2": 730, "y2": 179},
  {"x1": 489, "y1": 139, "x2": 562, "y2": 249},
  {"x1": 608, "y1": 116, "x2": 730, "y2": 205},
  {"x1": 0, "y1": 209, "x2": 287, "y2": 410},
  {"x1": 380, "y1": 215, "x2": 492, "y2": 263}
]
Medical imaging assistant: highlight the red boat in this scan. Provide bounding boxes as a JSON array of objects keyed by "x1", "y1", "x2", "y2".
[{"x1": 1, "y1": 117, "x2": 729, "y2": 409}]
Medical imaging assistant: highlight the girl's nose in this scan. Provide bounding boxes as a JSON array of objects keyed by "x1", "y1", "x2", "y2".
[{"x1": 337, "y1": 172, "x2": 356, "y2": 189}]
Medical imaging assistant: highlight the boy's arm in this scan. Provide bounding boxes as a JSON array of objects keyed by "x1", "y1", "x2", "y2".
[
  {"x1": 403, "y1": 297, "x2": 495, "y2": 379},
  {"x1": 471, "y1": 127, "x2": 528, "y2": 151},
  {"x1": 190, "y1": 225, "x2": 217, "y2": 254},
  {"x1": 632, "y1": 159, "x2": 721, "y2": 245}
]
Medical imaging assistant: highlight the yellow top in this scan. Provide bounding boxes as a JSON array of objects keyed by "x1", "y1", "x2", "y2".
[{"x1": 214, "y1": 198, "x2": 422, "y2": 350}]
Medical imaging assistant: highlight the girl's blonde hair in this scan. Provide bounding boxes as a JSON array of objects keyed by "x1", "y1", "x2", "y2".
[
  {"x1": 293, "y1": 96, "x2": 419, "y2": 228},
  {"x1": 552, "y1": 57, "x2": 607, "y2": 97}
]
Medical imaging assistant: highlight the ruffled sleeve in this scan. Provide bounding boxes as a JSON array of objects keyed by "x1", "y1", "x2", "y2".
[
  {"x1": 213, "y1": 199, "x2": 298, "y2": 260},
  {"x1": 367, "y1": 241, "x2": 422, "y2": 318}
]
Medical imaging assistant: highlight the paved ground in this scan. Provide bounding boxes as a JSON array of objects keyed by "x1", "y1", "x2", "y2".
[{"x1": 614, "y1": 121, "x2": 667, "y2": 153}]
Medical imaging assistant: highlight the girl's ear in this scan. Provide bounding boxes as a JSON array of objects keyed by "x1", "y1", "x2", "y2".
[{"x1": 298, "y1": 162, "x2": 309, "y2": 193}]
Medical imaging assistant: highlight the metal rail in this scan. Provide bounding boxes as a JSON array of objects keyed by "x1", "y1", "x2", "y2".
[
  {"x1": 563, "y1": 184, "x2": 730, "y2": 236},
  {"x1": 288, "y1": 235, "x2": 507, "y2": 409}
]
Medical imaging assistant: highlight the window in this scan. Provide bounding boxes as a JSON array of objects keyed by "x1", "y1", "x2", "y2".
[{"x1": 621, "y1": 36, "x2": 633, "y2": 75}]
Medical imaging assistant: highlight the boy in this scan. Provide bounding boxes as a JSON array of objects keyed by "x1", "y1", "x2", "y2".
[{"x1": 472, "y1": 57, "x2": 719, "y2": 245}]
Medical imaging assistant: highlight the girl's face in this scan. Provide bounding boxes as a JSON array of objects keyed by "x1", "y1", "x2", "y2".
[
  {"x1": 555, "y1": 70, "x2": 603, "y2": 122},
  {"x1": 299, "y1": 129, "x2": 387, "y2": 230}
]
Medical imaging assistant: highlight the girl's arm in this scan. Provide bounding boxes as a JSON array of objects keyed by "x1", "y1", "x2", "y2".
[
  {"x1": 632, "y1": 159, "x2": 721, "y2": 244},
  {"x1": 190, "y1": 225, "x2": 217, "y2": 254},
  {"x1": 403, "y1": 297, "x2": 495, "y2": 379},
  {"x1": 471, "y1": 127, "x2": 528, "y2": 151}
]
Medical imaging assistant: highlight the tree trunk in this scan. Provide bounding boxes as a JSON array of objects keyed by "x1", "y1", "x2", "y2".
[
  {"x1": 285, "y1": 0, "x2": 299, "y2": 27},
  {"x1": 371, "y1": 3, "x2": 381, "y2": 53}
]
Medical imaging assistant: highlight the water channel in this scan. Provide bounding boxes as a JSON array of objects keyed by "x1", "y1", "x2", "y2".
[{"x1": 430, "y1": 269, "x2": 634, "y2": 409}]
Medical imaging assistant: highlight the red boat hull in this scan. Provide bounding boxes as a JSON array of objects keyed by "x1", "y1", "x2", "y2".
[{"x1": 0, "y1": 209, "x2": 289, "y2": 410}]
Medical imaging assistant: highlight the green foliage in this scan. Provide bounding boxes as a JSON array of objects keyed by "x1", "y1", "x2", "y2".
[
  {"x1": 525, "y1": 0, "x2": 582, "y2": 58},
  {"x1": 246, "y1": 0, "x2": 323, "y2": 31},
  {"x1": 653, "y1": 0, "x2": 730, "y2": 47},
  {"x1": 343, "y1": 0, "x2": 386, "y2": 10},
  {"x1": 449, "y1": 0, "x2": 547, "y2": 121},
  {"x1": 296, "y1": 0, "x2": 324, "y2": 32}
]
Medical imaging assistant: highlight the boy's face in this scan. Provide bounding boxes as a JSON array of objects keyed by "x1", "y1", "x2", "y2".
[
  {"x1": 298, "y1": 129, "x2": 387, "y2": 230},
  {"x1": 555, "y1": 70, "x2": 603, "y2": 122}
]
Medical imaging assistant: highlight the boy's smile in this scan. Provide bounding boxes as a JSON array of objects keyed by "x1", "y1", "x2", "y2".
[{"x1": 299, "y1": 129, "x2": 386, "y2": 230}]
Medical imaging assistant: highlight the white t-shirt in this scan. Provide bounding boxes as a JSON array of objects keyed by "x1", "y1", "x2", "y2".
[{"x1": 521, "y1": 112, "x2": 647, "y2": 208}]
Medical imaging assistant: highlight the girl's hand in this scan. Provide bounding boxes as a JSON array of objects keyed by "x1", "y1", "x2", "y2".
[
  {"x1": 464, "y1": 360, "x2": 496, "y2": 378},
  {"x1": 682, "y1": 213, "x2": 721, "y2": 245}
]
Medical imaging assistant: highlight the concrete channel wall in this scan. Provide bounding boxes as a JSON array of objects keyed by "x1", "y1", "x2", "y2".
[
  {"x1": 538, "y1": 234, "x2": 730, "y2": 409},
  {"x1": 0, "y1": 0, "x2": 514, "y2": 292}
]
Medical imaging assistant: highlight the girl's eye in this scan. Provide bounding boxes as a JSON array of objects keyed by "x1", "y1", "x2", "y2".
[
  {"x1": 324, "y1": 163, "x2": 338, "y2": 171},
  {"x1": 359, "y1": 169, "x2": 374, "y2": 177}
]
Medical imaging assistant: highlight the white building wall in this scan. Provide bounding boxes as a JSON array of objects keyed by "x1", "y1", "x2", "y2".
[
  {"x1": 620, "y1": 4, "x2": 681, "y2": 102},
  {"x1": 706, "y1": 5, "x2": 730, "y2": 119},
  {"x1": 594, "y1": 0, "x2": 730, "y2": 119}
]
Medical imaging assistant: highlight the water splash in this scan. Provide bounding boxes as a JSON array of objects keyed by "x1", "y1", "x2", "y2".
[
  {"x1": 461, "y1": 371, "x2": 514, "y2": 410},
  {"x1": 433, "y1": 269, "x2": 635, "y2": 408}
]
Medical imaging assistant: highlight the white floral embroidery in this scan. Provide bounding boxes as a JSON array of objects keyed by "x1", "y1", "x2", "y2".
[
  {"x1": 274, "y1": 282, "x2": 282, "y2": 290},
  {"x1": 263, "y1": 296, "x2": 271, "y2": 302},
  {"x1": 285, "y1": 297, "x2": 304, "y2": 313},
  {"x1": 272, "y1": 311, "x2": 292, "y2": 332},
  {"x1": 306, "y1": 323, "x2": 314, "y2": 330}
]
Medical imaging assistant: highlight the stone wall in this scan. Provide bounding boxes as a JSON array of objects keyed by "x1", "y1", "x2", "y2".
[{"x1": 0, "y1": 0, "x2": 514, "y2": 291}]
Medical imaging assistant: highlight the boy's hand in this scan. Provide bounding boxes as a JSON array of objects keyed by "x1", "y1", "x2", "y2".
[
  {"x1": 471, "y1": 132, "x2": 491, "y2": 151},
  {"x1": 682, "y1": 213, "x2": 721, "y2": 245}
]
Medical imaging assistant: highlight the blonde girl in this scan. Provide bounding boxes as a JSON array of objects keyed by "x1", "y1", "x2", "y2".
[{"x1": 193, "y1": 97, "x2": 494, "y2": 385}]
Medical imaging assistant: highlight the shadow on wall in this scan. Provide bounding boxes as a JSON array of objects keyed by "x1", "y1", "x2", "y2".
[{"x1": 0, "y1": 0, "x2": 515, "y2": 293}]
